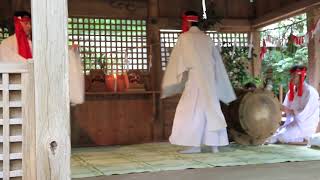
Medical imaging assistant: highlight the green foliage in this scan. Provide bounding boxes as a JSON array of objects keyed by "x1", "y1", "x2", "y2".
[
  {"x1": 221, "y1": 47, "x2": 262, "y2": 88},
  {"x1": 262, "y1": 47, "x2": 308, "y2": 94},
  {"x1": 260, "y1": 14, "x2": 308, "y2": 95}
]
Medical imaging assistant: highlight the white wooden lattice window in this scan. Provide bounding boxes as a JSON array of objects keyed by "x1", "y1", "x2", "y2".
[
  {"x1": 0, "y1": 63, "x2": 35, "y2": 180},
  {"x1": 160, "y1": 30, "x2": 180, "y2": 71}
]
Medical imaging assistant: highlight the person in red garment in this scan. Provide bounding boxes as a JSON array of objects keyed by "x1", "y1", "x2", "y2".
[
  {"x1": 0, "y1": 11, "x2": 32, "y2": 61},
  {"x1": 267, "y1": 66, "x2": 319, "y2": 144}
]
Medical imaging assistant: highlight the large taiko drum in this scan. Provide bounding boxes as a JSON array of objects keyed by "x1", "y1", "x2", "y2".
[{"x1": 221, "y1": 89, "x2": 282, "y2": 145}]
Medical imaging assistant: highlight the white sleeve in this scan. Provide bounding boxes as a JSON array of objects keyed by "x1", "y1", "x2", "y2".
[
  {"x1": 161, "y1": 36, "x2": 187, "y2": 99},
  {"x1": 213, "y1": 46, "x2": 236, "y2": 104},
  {"x1": 294, "y1": 88, "x2": 319, "y2": 123},
  {"x1": 69, "y1": 48, "x2": 85, "y2": 105}
]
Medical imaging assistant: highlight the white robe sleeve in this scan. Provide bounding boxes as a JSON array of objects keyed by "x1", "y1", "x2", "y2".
[
  {"x1": 0, "y1": 35, "x2": 26, "y2": 62},
  {"x1": 293, "y1": 87, "x2": 319, "y2": 123},
  {"x1": 283, "y1": 92, "x2": 289, "y2": 107},
  {"x1": 69, "y1": 48, "x2": 85, "y2": 105},
  {"x1": 282, "y1": 92, "x2": 295, "y2": 126},
  {"x1": 213, "y1": 46, "x2": 236, "y2": 104},
  {"x1": 161, "y1": 36, "x2": 188, "y2": 99}
]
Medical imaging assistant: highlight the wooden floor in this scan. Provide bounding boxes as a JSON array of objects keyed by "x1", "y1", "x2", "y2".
[{"x1": 74, "y1": 161, "x2": 320, "y2": 180}]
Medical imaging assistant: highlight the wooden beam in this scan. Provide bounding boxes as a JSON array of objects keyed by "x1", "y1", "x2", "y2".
[
  {"x1": 68, "y1": 0, "x2": 147, "y2": 18},
  {"x1": 252, "y1": 0, "x2": 320, "y2": 28},
  {"x1": 148, "y1": 0, "x2": 163, "y2": 141},
  {"x1": 158, "y1": 17, "x2": 251, "y2": 32},
  {"x1": 216, "y1": 18, "x2": 251, "y2": 32},
  {"x1": 31, "y1": 0, "x2": 70, "y2": 179},
  {"x1": 307, "y1": 7, "x2": 320, "y2": 91}
]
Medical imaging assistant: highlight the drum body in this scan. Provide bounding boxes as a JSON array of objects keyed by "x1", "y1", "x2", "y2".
[{"x1": 222, "y1": 89, "x2": 282, "y2": 145}]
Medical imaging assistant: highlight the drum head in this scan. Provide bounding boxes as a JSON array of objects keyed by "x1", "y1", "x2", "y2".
[{"x1": 239, "y1": 90, "x2": 281, "y2": 139}]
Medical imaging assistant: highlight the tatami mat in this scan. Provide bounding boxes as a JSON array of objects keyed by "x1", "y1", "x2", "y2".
[{"x1": 71, "y1": 143, "x2": 320, "y2": 178}]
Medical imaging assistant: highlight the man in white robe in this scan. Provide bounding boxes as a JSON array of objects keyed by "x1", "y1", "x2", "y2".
[
  {"x1": 0, "y1": 11, "x2": 84, "y2": 105},
  {"x1": 161, "y1": 11, "x2": 236, "y2": 153},
  {"x1": 268, "y1": 65, "x2": 319, "y2": 144}
]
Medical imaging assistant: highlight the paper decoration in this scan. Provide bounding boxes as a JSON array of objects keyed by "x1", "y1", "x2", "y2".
[
  {"x1": 202, "y1": 0, "x2": 207, "y2": 19},
  {"x1": 260, "y1": 39, "x2": 267, "y2": 60}
]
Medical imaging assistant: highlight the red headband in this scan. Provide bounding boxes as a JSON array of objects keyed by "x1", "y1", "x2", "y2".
[
  {"x1": 183, "y1": 15, "x2": 199, "y2": 22},
  {"x1": 290, "y1": 67, "x2": 307, "y2": 74},
  {"x1": 289, "y1": 68, "x2": 307, "y2": 101},
  {"x1": 14, "y1": 17, "x2": 32, "y2": 59},
  {"x1": 182, "y1": 15, "x2": 199, "y2": 33}
]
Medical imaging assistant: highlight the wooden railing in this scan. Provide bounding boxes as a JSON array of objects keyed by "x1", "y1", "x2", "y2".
[{"x1": 0, "y1": 62, "x2": 35, "y2": 180}]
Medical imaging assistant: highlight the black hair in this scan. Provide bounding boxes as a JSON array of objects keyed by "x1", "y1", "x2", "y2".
[
  {"x1": 289, "y1": 65, "x2": 307, "y2": 72},
  {"x1": 290, "y1": 65, "x2": 307, "y2": 80},
  {"x1": 244, "y1": 82, "x2": 257, "y2": 89},
  {"x1": 14, "y1": 11, "x2": 31, "y2": 18},
  {"x1": 184, "y1": 10, "x2": 199, "y2": 27}
]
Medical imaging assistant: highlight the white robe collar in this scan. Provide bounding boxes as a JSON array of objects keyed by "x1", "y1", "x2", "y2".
[{"x1": 189, "y1": 26, "x2": 201, "y2": 33}]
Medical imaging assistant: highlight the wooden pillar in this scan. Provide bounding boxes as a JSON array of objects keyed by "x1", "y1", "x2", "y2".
[
  {"x1": 307, "y1": 7, "x2": 320, "y2": 91},
  {"x1": 148, "y1": 0, "x2": 163, "y2": 141},
  {"x1": 251, "y1": 31, "x2": 262, "y2": 77},
  {"x1": 148, "y1": 0, "x2": 161, "y2": 91},
  {"x1": 31, "y1": 0, "x2": 70, "y2": 179}
]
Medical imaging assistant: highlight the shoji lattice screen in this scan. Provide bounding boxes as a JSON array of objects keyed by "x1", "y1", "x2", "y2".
[
  {"x1": 68, "y1": 17, "x2": 148, "y2": 74},
  {"x1": 207, "y1": 32, "x2": 248, "y2": 47},
  {"x1": 160, "y1": 30, "x2": 180, "y2": 70},
  {"x1": 0, "y1": 27, "x2": 9, "y2": 43},
  {"x1": 160, "y1": 30, "x2": 249, "y2": 70}
]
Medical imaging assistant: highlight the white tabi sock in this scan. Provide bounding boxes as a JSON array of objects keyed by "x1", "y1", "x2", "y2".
[
  {"x1": 266, "y1": 136, "x2": 278, "y2": 144},
  {"x1": 211, "y1": 146, "x2": 219, "y2": 153}
]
